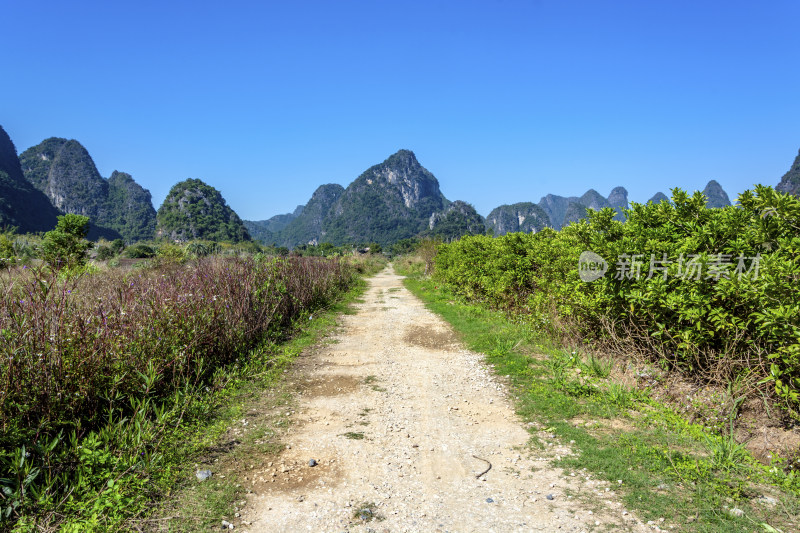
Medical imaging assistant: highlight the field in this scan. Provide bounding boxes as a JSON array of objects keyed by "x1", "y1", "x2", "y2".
[{"x1": 0, "y1": 254, "x2": 367, "y2": 530}]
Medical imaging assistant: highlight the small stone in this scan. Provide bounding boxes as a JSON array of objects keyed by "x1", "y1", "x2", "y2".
[
  {"x1": 196, "y1": 469, "x2": 212, "y2": 481},
  {"x1": 308, "y1": 459, "x2": 318, "y2": 467},
  {"x1": 546, "y1": 494, "x2": 555, "y2": 500},
  {"x1": 729, "y1": 507, "x2": 744, "y2": 517},
  {"x1": 757, "y1": 496, "x2": 778, "y2": 506},
  {"x1": 486, "y1": 498, "x2": 494, "y2": 503}
]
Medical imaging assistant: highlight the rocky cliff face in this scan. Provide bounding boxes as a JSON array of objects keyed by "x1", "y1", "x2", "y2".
[
  {"x1": 279, "y1": 184, "x2": 345, "y2": 246},
  {"x1": 485, "y1": 202, "x2": 550, "y2": 236},
  {"x1": 156, "y1": 178, "x2": 250, "y2": 243},
  {"x1": 20, "y1": 138, "x2": 110, "y2": 222},
  {"x1": 562, "y1": 202, "x2": 590, "y2": 226},
  {"x1": 702, "y1": 180, "x2": 732, "y2": 208},
  {"x1": 537, "y1": 194, "x2": 573, "y2": 230},
  {"x1": 607, "y1": 186, "x2": 629, "y2": 220},
  {"x1": 253, "y1": 150, "x2": 452, "y2": 248},
  {"x1": 537, "y1": 188, "x2": 619, "y2": 229},
  {"x1": 427, "y1": 200, "x2": 485, "y2": 240},
  {"x1": 321, "y1": 150, "x2": 448, "y2": 246},
  {"x1": 648, "y1": 192, "x2": 670, "y2": 204},
  {"x1": 20, "y1": 137, "x2": 156, "y2": 241},
  {"x1": 244, "y1": 205, "x2": 304, "y2": 245},
  {"x1": 0, "y1": 126, "x2": 60, "y2": 232},
  {"x1": 356, "y1": 149, "x2": 443, "y2": 211},
  {"x1": 106, "y1": 171, "x2": 157, "y2": 242},
  {"x1": 776, "y1": 148, "x2": 800, "y2": 197}
]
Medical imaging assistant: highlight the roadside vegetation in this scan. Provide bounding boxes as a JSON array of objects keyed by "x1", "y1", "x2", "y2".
[
  {"x1": 396, "y1": 185, "x2": 800, "y2": 532},
  {"x1": 0, "y1": 213, "x2": 386, "y2": 531}
]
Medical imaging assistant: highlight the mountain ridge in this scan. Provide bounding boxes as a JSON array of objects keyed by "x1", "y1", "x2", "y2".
[
  {"x1": 0, "y1": 126, "x2": 60, "y2": 233},
  {"x1": 20, "y1": 137, "x2": 157, "y2": 241},
  {"x1": 776, "y1": 148, "x2": 800, "y2": 196},
  {"x1": 156, "y1": 178, "x2": 251, "y2": 243}
]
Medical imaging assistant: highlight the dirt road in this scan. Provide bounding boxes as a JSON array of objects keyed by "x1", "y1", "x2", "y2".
[{"x1": 245, "y1": 267, "x2": 651, "y2": 532}]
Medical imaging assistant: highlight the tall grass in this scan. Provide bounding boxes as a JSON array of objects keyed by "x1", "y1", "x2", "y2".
[{"x1": 0, "y1": 255, "x2": 355, "y2": 526}]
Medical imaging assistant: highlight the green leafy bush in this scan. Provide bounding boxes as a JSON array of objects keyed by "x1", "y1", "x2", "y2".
[
  {"x1": 40, "y1": 214, "x2": 93, "y2": 271},
  {"x1": 434, "y1": 186, "x2": 800, "y2": 409},
  {"x1": 124, "y1": 243, "x2": 156, "y2": 258}
]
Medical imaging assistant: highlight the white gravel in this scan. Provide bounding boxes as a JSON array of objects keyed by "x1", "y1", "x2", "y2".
[{"x1": 243, "y1": 266, "x2": 656, "y2": 532}]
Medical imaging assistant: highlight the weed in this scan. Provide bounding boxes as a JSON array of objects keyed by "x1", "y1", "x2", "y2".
[
  {"x1": 353, "y1": 501, "x2": 383, "y2": 522},
  {"x1": 0, "y1": 256, "x2": 360, "y2": 529},
  {"x1": 705, "y1": 422, "x2": 750, "y2": 474},
  {"x1": 342, "y1": 432, "x2": 365, "y2": 440},
  {"x1": 583, "y1": 353, "x2": 612, "y2": 378},
  {"x1": 605, "y1": 383, "x2": 636, "y2": 408}
]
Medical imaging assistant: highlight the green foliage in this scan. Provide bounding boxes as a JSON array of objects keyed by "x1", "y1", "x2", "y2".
[
  {"x1": 0, "y1": 231, "x2": 17, "y2": 269},
  {"x1": 40, "y1": 214, "x2": 93, "y2": 270},
  {"x1": 94, "y1": 245, "x2": 114, "y2": 260},
  {"x1": 155, "y1": 242, "x2": 188, "y2": 264},
  {"x1": 389, "y1": 238, "x2": 420, "y2": 256},
  {"x1": 124, "y1": 243, "x2": 156, "y2": 258},
  {"x1": 0, "y1": 126, "x2": 60, "y2": 233},
  {"x1": 105, "y1": 171, "x2": 157, "y2": 242},
  {"x1": 156, "y1": 179, "x2": 251, "y2": 243},
  {"x1": 403, "y1": 275, "x2": 800, "y2": 532},
  {"x1": 292, "y1": 242, "x2": 347, "y2": 257},
  {"x1": 424, "y1": 201, "x2": 485, "y2": 241},
  {"x1": 433, "y1": 186, "x2": 800, "y2": 410}
]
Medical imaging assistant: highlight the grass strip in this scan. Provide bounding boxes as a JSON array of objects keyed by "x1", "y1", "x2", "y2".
[{"x1": 402, "y1": 274, "x2": 799, "y2": 533}]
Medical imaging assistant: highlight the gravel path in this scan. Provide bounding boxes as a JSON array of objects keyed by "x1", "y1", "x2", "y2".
[{"x1": 245, "y1": 266, "x2": 654, "y2": 532}]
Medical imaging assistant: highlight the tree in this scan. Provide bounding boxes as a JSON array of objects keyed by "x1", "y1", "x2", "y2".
[{"x1": 41, "y1": 214, "x2": 93, "y2": 270}]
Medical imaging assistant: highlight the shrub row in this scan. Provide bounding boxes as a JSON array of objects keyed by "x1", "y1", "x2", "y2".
[{"x1": 434, "y1": 186, "x2": 800, "y2": 409}]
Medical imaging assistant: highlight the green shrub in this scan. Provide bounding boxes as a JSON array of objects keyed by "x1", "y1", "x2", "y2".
[
  {"x1": 95, "y1": 245, "x2": 115, "y2": 260},
  {"x1": 40, "y1": 214, "x2": 93, "y2": 271},
  {"x1": 434, "y1": 186, "x2": 800, "y2": 409},
  {"x1": 124, "y1": 244, "x2": 156, "y2": 258},
  {"x1": 0, "y1": 232, "x2": 16, "y2": 269},
  {"x1": 155, "y1": 242, "x2": 188, "y2": 264}
]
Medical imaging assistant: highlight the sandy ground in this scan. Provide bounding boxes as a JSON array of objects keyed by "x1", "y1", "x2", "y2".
[{"x1": 243, "y1": 266, "x2": 657, "y2": 532}]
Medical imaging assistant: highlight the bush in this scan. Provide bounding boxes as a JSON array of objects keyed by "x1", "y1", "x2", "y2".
[
  {"x1": 434, "y1": 186, "x2": 800, "y2": 409},
  {"x1": 40, "y1": 214, "x2": 93, "y2": 270},
  {"x1": 124, "y1": 244, "x2": 156, "y2": 258},
  {"x1": 0, "y1": 232, "x2": 17, "y2": 269},
  {"x1": 95, "y1": 245, "x2": 115, "y2": 260},
  {"x1": 155, "y1": 242, "x2": 188, "y2": 264}
]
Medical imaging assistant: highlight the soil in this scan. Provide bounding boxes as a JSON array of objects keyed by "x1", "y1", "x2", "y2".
[{"x1": 236, "y1": 267, "x2": 658, "y2": 532}]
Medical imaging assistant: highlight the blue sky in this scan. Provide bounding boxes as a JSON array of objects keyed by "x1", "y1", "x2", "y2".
[{"x1": 2, "y1": 0, "x2": 798, "y2": 220}]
